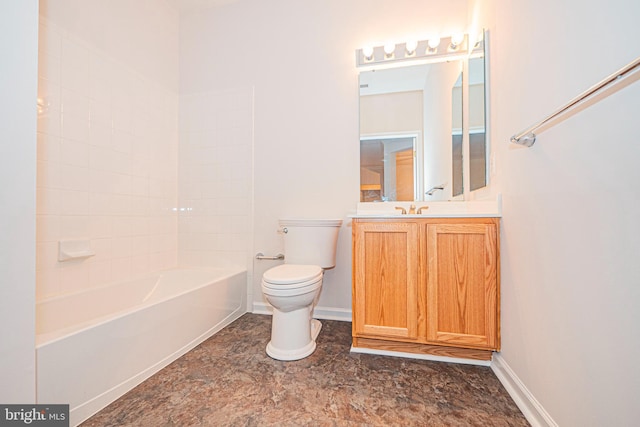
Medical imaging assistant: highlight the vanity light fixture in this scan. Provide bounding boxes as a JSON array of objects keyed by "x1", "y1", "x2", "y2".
[{"x1": 355, "y1": 34, "x2": 469, "y2": 69}]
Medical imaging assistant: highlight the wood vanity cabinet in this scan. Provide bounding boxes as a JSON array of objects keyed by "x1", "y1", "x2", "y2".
[{"x1": 352, "y1": 217, "x2": 500, "y2": 361}]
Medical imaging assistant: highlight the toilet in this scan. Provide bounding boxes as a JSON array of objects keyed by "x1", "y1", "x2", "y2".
[{"x1": 261, "y1": 218, "x2": 342, "y2": 361}]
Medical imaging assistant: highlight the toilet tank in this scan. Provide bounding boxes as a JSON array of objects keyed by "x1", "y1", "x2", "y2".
[{"x1": 280, "y1": 219, "x2": 342, "y2": 268}]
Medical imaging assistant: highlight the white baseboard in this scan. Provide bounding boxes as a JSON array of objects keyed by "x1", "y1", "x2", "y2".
[
  {"x1": 351, "y1": 345, "x2": 491, "y2": 367},
  {"x1": 252, "y1": 302, "x2": 352, "y2": 322},
  {"x1": 491, "y1": 353, "x2": 558, "y2": 427}
]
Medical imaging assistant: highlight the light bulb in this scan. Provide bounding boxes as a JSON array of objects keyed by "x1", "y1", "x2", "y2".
[
  {"x1": 450, "y1": 33, "x2": 465, "y2": 50},
  {"x1": 427, "y1": 37, "x2": 440, "y2": 53},
  {"x1": 362, "y1": 46, "x2": 374, "y2": 60},
  {"x1": 383, "y1": 42, "x2": 395, "y2": 57},
  {"x1": 405, "y1": 40, "x2": 418, "y2": 55}
]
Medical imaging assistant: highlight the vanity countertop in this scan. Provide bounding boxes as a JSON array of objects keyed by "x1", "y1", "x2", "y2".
[{"x1": 351, "y1": 200, "x2": 502, "y2": 218}]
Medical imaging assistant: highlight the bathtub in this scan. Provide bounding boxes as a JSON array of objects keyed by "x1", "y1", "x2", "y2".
[{"x1": 36, "y1": 267, "x2": 246, "y2": 427}]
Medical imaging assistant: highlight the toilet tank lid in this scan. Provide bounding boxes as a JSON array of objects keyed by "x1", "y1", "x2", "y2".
[
  {"x1": 279, "y1": 219, "x2": 342, "y2": 227},
  {"x1": 263, "y1": 264, "x2": 323, "y2": 284}
]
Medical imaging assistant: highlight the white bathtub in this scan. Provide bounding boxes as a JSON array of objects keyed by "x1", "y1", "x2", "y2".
[{"x1": 36, "y1": 267, "x2": 247, "y2": 427}]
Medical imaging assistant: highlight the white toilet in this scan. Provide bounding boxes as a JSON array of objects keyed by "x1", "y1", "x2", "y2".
[{"x1": 261, "y1": 218, "x2": 342, "y2": 361}]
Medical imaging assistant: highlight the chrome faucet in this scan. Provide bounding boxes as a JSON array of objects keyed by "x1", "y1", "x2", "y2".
[{"x1": 426, "y1": 184, "x2": 446, "y2": 196}]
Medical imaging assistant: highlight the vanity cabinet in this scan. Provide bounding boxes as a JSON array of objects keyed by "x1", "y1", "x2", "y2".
[
  {"x1": 352, "y1": 217, "x2": 500, "y2": 361},
  {"x1": 352, "y1": 221, "x2": 419, "y2": 340}
]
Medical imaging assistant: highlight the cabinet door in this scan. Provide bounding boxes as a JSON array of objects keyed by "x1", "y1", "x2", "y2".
[
  {"x1": 353, "y1": 222, "x2": 418, "y2": 339},
  {"x1": 426, "y1": 222, "x2": 499, "y2": 349}
]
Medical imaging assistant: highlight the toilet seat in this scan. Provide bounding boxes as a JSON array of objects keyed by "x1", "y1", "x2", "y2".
[{"x1": 262, "y1": 264, "x2": 323, "y2": 289}]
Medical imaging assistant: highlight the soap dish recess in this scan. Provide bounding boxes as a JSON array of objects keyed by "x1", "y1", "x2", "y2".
[{"x1": 58, "y1": 239, "x2": 96, "y2": 262}]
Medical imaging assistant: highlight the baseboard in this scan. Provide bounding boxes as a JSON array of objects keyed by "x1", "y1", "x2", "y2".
[
  {"x1": 491, "y1": 353, "x2": 558, "y2": 427},
  {"x1": 351, "y1": 345, "x2": 491, "y2": 367},
  {"x1": 252, "y1": 302, "x2": 352, "y2": 322}
]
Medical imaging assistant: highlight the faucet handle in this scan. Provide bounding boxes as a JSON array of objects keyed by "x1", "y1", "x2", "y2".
[
  {"x1": 395, "y1": 206, "x2": 407, "y2": 215},
  {"x1": 417, "y1": 206, "x2": 429, "y2": 214}
]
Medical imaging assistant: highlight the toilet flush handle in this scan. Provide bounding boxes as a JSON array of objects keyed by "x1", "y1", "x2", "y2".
[{"x1": 256, "y1": 253, "x2": 285, "y2": 260}]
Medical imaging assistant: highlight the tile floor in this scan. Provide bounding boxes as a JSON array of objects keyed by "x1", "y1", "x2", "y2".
[{"x1": 82, "y1": 314, "x2": 529, "y2": 426}]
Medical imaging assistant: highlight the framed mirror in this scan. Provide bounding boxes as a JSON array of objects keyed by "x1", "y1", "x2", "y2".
[{"x1": 359, "y1": 32, "x2": 487, "y2": 202}]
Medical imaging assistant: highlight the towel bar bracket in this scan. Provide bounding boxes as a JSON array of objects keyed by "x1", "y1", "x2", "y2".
[{"x1": 510, "y1": 133, "x2": 536, "y2": 147}]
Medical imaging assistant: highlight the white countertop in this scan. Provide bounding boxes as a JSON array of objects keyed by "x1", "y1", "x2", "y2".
[{"x1": 350, "y1": 199, "x2": 502, "y2": 218}]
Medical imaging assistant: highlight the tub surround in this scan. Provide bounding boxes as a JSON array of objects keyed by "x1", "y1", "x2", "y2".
[
  {"x1": 36, "y1": 267, "x2": 246, "y2": 427},
  {"x1": 36, "y1": 12, "x2": 180, "y2": 301}
]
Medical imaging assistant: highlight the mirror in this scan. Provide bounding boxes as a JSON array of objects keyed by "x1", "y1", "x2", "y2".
[
  {"x1": 452, "y1": 72, "x2": 463, "y2": 197},
  {"x1": 359, "y1": 33, "x2": 487, "y2": 202},
  {"x1": 468, "y1": 55, "x2": 486, "y2": 191}
]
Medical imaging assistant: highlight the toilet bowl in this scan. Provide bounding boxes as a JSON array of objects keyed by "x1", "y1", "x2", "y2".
[
  {"x1": 261, "y1": 219, "x2": 342, "y2": 361},
  {"x1": 262, "y1": 264, "x2": 323, "y2": 360}
]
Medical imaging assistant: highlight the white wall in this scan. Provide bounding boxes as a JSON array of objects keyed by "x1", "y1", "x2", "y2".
[
  {"x1": 476, "y1": 0, "x2": 640, "y2": 425},
  {"x1": 0, "y1": 0, "x2": 39, "y2": 403},
  {"x1": 179, "y1": 0, "x2": 469, "y2": 315},
  {"x1": 36, "y1": 0, "x2": 180, "y2": 300}
]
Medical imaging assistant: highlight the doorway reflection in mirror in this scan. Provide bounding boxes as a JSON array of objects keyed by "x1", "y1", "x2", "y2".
[{"x1": 360, "y1": 136, "x2": 417, "y2": 202}]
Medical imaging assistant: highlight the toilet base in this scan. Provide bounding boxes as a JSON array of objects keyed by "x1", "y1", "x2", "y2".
[
  {"x1": 266, "y1": 316, "x2": 323, "y2": 361},
  {"x1": 311, "y1": 318, "x2": 322, "y2": 341}
]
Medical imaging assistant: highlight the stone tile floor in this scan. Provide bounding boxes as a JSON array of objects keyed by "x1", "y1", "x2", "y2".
[{"x1": 82, "y1": 314, "x2": 529, "y2": 426}]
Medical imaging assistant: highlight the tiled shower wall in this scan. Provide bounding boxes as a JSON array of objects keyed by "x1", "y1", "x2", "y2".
[
  {"x1": 177, "y1": 88, "x2": 254, "y2": 271},
  {"x1": 35, "y1": 18, "x2": 179, "y2": 301}
]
